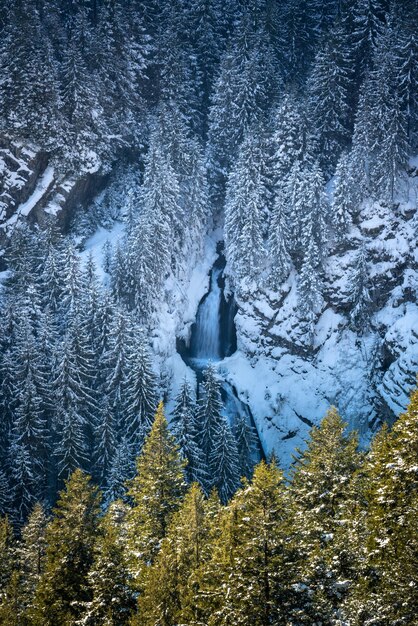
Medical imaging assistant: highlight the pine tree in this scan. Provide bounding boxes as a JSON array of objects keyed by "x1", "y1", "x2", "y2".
[
  {"x1": 60, "y1": 9, "x2": 106, "y2": 166},
  {"x1": 353, "y1": 0, "x2": 388, "y2": 73},
  {"x1": 207, "y1": 16, "x2": 275, "y2": 202},
  {"x1": 123, "y1": 336, "x2": 159, "y2": 453},
  {"x1": 0, "y1": 569, "x2": 23, "y2": 626},
  {"x1": 94, "y1": 396, "x2": 116, "y2": 486},
  {"x1": 103, "y1": 437, "x2": 136, "y2": 507},
  {"x1": 0, "y1": 3, "x2": 61, "y2": 146},
  {"x1": 136, "y1": 482, "x2": 212, "y2": 626},
  {"x1": 352, "y1": 20, "x2": 410, "y2": 203},
  {"x1": 274, "y1": 0, "x2": 317, "y2": 82},
  {"x1": 0, "y1": 471, "x2": 11, "y2": 516},
  {"x1": 103, "y1": 307, "x2": 133, "y2": 436},
  {"x1": 82, "y1": 500, "x2": 136, "y2": 626},
  {"x1": 307, "y1": 34, "x2": 352, "y2": 170},
  {"x1": 347, "y1": 386, "x2": 418, "y2": 625},
  {"x1": 17, "y1": 503, "x2": 48, "y2": 616},
  {"x1": 298, "y1": 236, "x2": 323, "y2": 342},
  {"x1": 234, "y1": 414, "x2": 256, "y2": 481},
  {"x1": 0, "y1": 515, "x2": 16, "y2": 601},
  {"x1": 271, "y1": 93, "x2": 305, "y2": 181},
  {"x1": 268, "y1": 187, "x2": 292, "y2": 289},
  {"x1": 30, "y1": 470, "x2": 101, "y2": 626},
  {"x1": 290, "y1": 407, "x2": 362, "y2": 624},
  {"x1": 196, "y1": 364, "x2": 224, "y2": 462},
  {"x1": 209, "y1": 419, "x2": 241, "y2": 504},
  {"x1": 206, "y1": 460, "x2": 295, "y2": 626},
  {"x1": 127, "y1": 402, "x2": 186, "y2": 583},
  {"x1": 172, "y1": 379, "x2": 208, "y2": 489},
  {"x1": 9, "y1": 442, "x2": 39, "y2": 525},
  {"x1": 224, "y1": 133, "x2": 266, "y2": 289}
]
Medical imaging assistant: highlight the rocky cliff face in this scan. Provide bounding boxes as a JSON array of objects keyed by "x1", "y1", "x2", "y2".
[
  {"x1": 221, "y1": 167, "x2": 418, "y2": 464},
  {"x1": 1, "y1": 141, "x2": 417, "y2": 467},
  {"x1": 0, "y1": 137, "x2": 108, "y2": 256}
]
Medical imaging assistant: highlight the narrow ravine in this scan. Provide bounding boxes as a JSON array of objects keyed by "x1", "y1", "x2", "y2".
[{"x1": 178, "y1": 243, "x2": 264, "y2": 461}]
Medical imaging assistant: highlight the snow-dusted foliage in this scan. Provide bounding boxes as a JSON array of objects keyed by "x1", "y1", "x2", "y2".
[{"x1": 0, "y1": 0, "x2": 417, "y2": 522}]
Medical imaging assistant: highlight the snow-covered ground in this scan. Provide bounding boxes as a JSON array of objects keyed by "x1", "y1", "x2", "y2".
[{"x1": 77, "y1": 169, "x2": 418, "y2": 469}]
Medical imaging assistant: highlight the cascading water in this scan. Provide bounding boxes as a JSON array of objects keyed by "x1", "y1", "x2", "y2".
[
  {"x1": 190, "y1": 266, "x2": 223, "y2": 363},
  {"x1": 177, "y1": 244, "x2": 264, "y2": 461}
]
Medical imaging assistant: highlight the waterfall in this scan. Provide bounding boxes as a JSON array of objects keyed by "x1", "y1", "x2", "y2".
[
  {"x1": 176, "y1": 248, "x2": 264, "y2": 461},
  {"x1": 190, "y1": 266, "x2": 223, "y2": 363}
]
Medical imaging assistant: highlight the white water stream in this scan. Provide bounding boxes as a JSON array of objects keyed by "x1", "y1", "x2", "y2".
[{"x1": 191, "y1": 266, "x2": 223, "y2": 361}]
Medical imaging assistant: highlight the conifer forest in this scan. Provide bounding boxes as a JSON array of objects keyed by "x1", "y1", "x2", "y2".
[{"x1": 0, "y1": 0, "x2": 417, "y2": 624}]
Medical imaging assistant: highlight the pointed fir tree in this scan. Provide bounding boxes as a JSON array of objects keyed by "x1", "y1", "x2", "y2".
[
  {"x1": 123, "y1": 336, "x2": 159, "y2": 453},
  {"x1": 30, "y1": 470, "x2": 101, "y2": 626},
  {"x1": 172, "y1": 379, "x2": 208, "y2": 489},
  {"x1": 307, "y1": 32, "x2": 353, "y2": 171},
  {"x1": 135, "y1": 482, "x2": 212, "y2": 626},
  {"x1": 196, "y1": 364, "x2": 224, "y2": 463},
  {"x1": 93, "y1": 396, "x2": 116, "y2": 486},
  {"x1": 348, "y1": 386, "x2": 418, "y2": 625},
  {"x1": 17, "y1": 502, "x2": 48, "y2": 614},
  {"x1": 268, "y1": 187, "x2": 292, "y2": 289},
  {"x1": 224, "y1": 132, "x2": 267, "y2": 289},
  {"x1": 127, "y1": 402, "x2": 187, "y2": 583},
  {"x1": 207, "y1": 459, "x2": 296, "y2": 626},
  {"x1": 0, "y1": 515, "x2": 16, "y2": 600},
  {"x1": 103, "y1": 437, "x2": 136, "y2": 508},
  {"x1": 234, "y1": 414, "x2": 257, "y2": 481},
  {"x1": 209, "y1": 418, "x2": 241, "y2": 504},
  {"x1": 0, "y1": 470, "x2": 11, "y2": 517},
  {"x1": 82, "y1": 500, "x2": 136, "y2": 626},
  {"x1": 271, "y1": 93, "x2": 305, "y2": 181},
  {"x1": 290, "y1": 407, "x2": 362, "y2": 624}
]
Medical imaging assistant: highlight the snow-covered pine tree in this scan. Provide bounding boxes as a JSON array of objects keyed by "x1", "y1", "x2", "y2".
[
  {"x1": 30, "y1": 469, "x2": 101, "y2": 626},
  {"x1": 127, "y1": 403, "x2": 186, "y2": 577},
  {"x1": 207, "y1": 15, "x2": 274, "y2": 202},
  {"x1": 234, "y1": 414, "x2": 257, "y2": 481},
  {"x1": 298, "y1": 236, "x2": 324, "y2": 343},
  {"x1": 141, "y1": 124, "x2": 183, "y2": 264},
  {"x1": 9, "y1": 442, "x2": 39, "y2": 524},
  {"x1": 103, "y1": 437, "x2": 136, "y2": 507},
  {"x1": 172, "y1": 379, "x2": 208, "y2": 489},
  {"x1": 268, "y1": 186, "x2": 292, "y2": 289},
  {"x1": 274, "y1": 0, "x2": 317, "y2": 81},
  {"x1": 224, "y1": 132, "x2": 266, "y2": 290},
  {"x1": 209, "y1": 418, "x2": 241, "y2": 503},
  {"x1": 18, "y1": 503, "x2": 48, "y2": 603},
  {"x1": 0, "y1": 470, "x2": 11, "y2": 516},
  {"x1": 300, "y1": 161, "x2": 329, "y2": 262},
  {"x1": 52, "y1": 328, "x2": 96, "y2": 480},
  {"x1": 270, "y1": 93, "x2": 305, "y2": 182},
  {"x1": 82, "y1": 500, "x2": 136, "y2": 625},
  {"x1": 196, "y1": 364, "x2": 224, "y2": 463},
  {"x1": 290, "y1": 407, "x2": 362, "y2": 624},
  {"x1": 103, "y1": 307, "x2": 133, "y2": 437},
  {"x1": 61, "y1": 241, "x2": 84, "y2": 321},
  {"x1": 307, "y1": 33, "x2": 353, "y2": 171},
  {"x1": 60, "y1": 8, "x2": 106, "y2": 166},
  {"x1": 353, "y1": 0, "x2": 388, "y2": 73},
  {"x1": 0, "y1": 2, "x2": 61, "y2": 147},
  {"x1": 123, "y1": 334, "x2": 159, "y2": 454},
  {"x1": 94, "y1": 396, "x2": 116, "y2": 486}
]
